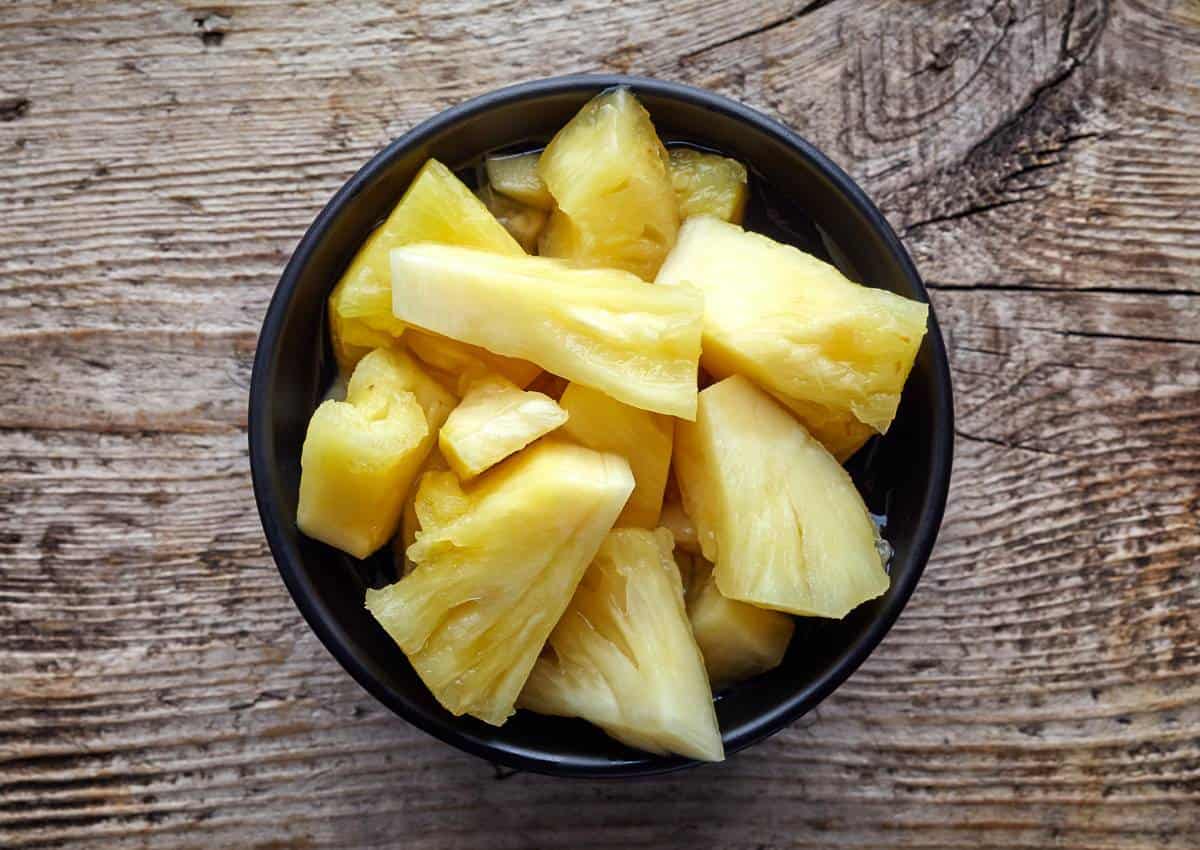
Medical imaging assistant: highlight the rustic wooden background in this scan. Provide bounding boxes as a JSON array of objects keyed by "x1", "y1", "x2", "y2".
[{"x1": 2, "y1": 1, "x2": 1198, "y2": 847}]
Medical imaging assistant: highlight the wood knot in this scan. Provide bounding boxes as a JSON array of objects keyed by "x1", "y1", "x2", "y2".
[{"x1": 0, "y1": 96, "x2": 30, "y2": 121}]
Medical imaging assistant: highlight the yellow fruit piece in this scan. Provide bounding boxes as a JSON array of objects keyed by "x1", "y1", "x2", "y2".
[
  {"x1": 439, "y1": 374, "x2": 568, "y2": 479},
  {"x1": 328, "y1": 159, "x2": 523, "y2": 372},
  {"x1": 476, "y1": 184, "x2": 549, "y2": 253},
  {"x1": 686, "y1": 558, "x2": 794, "y2": 690},
  {"x1": 364, "y1": 440, "x2": 635, "y2": 726},
  {"x1": 660, "y1": 495, "x2": 699, "y2": 555},
  {"x1": 394, "y1": 449, "x2": 450, "y2": 577},
  {"x1": 390, "y1": 244, "x2": 704, "y2": 418},
  {"x1": 404, "y1": 328, "x2": 541, "y2": 391},
  {"x1": 656, "y1": 216, "x2": 928, "y2": 435},
  {"x1": 769, "y1": 394, "x2": 876, "y2": 463},
  {"x1": 348, "y1": 346, "x2": 457, "y2": 434},
  {"x1": 559, "y1": 382, "x2": 673, "y2": 528},
  {"x1": 674, "y1": 375, "x2": 889, "y2": 618},
  {"x1": 519, "y1": 528, "x2": 723, "y2": 762},
  {"x1": 484, "y1": 152, "x2": 554, "y2": 210},
  {"x1": 537, "y1": 88, "x2": 679, "y2": 280},
  {"x1": 668, "y1": 148, "x2": 748, "y2": 224},
  {"x1": 297, "y1": 351, "x2": 439, "y2": 559}
]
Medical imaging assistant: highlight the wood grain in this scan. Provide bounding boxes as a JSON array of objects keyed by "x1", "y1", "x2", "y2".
[{"x1": 2, "y1": 0, "x2": 1198, "y2": 847}]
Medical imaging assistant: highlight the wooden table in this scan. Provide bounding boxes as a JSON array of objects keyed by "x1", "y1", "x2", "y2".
[{"x1": 3, "y1": 1, "x2": 1198, "y2": 847}]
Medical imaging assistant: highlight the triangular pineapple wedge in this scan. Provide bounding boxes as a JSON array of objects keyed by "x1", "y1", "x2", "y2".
[
  {"x1": 559, "y1": 382, "x2": 673, "y2": 528},
  {"x1": 668, "y1": 148, "x2": 748, "y2": 224},
  {"x1": 327, "y1": 159, "x2": 524, "y2": 372},
  {"x1": 686, "y1": 558, "x2": 795, "y2": 690},
  {"x1": 365, "y1": 440, "x2": 634, "y2": 726},
  {"x1": 656, "y1": 216, "x2": 928, "y2": 437},
  {"x1": 674, "y1": 375, "x2": 889, "y2": 618},
  {"x1": 519, "y1": 528, "x2": 723, "y2": 762},
  {"x1": 438, "y1": 374, "x2": 568, "y2": 479},
  {"x1": 296, "y1": 347, "x2": 454, "y2": 559},
  {"x1": 390, "y1": 244, "x2": 704, "y2": 418},
  {"x1": 537, "y1": 88, "x2": 679, "y2": 280}
]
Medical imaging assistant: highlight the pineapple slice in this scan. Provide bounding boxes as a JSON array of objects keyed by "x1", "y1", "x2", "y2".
[
  {"x1": 404, "y1": 327, "x2": 541, "y2": 390},
  {"x1": 328, "y1": 159, "x2": 523, "y2": 372},
  {"x1": 537, "y1": 88, "x2": 679, "y2": 280},
  {"x1": 559, "y1": 382, "x2": 673, "y2": 528},
  {"x1": 476, "y1": 184, "x2": 549, "y2": 253},
  {"x1": 348, "y1": 346, "x2": 457, "y2": 434},
  {"x1": 395, "y1": 449, "x2": 449, "y2": 577},
  {"x1": 519, "y1": 528, "x2": 723, "y2": 762},
  {"x1": 364, "y1": 440, "x2": 635, "y2": 726},
  {"x1": 674, "y1": 375, "x2": 889, "y2": 618},
  {"x1": 669, "y1": 148, "x2": 749, "y2": 224},
  {"x1": 438, "y1": 374, "x2": 568, "y2": 479},
  {"x1": 485, "y1": 151, "x2": 554, "y2": 210},
  {"x1": 655, "y1": 216, "x2": 928, "y2": 436},
  {"x1": 390, "y1": 244, "x2": 704, "y2": 418},
  {"x1": 297, "y1": 350, "x2": 441, "y2": 559},
  {"x1": 686, "y1": 558, "x2": 795, "y2": 690}
]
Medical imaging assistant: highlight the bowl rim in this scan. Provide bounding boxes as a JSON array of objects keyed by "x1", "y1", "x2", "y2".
[{"x1": 248, "y1": 72, "x2": 954, "y2": 778}]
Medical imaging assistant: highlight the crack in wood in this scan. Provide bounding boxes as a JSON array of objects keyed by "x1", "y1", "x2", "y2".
[
  {"x1": 1051, "y1": 328, "x2": 1200, "y2": 348},
  {"x1": 954, "y1": 428, "x2": 1062, "y2": 457},
  {"x1": 926, "y1": 282, "x2": 1200, "y2": 298},
  {"x1": 681, "y1": 0, "x2": 841, "y2": 60}
]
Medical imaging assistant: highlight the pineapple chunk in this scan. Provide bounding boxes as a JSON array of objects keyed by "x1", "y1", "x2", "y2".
[
  {"x1": 348, "y1": 346, "x2": 457, "y2": 434},
  {"x1": 296, "y1": 351, "x2": 437, "y2": 559},
  {"x1": 559, "y1": 382, "x2": 673, "y2": 528},
  {"x1": 365, "y1": 440, "x2": 635, "y2": 726},
  {"x1": 669, "y1": 148, "x2": 748, "y2": 224},
  {"x1": 390, "y1": 244, "x2": 704, "y2": 418},
  {"x1": 520, "y1": 528, "x2": 723, "y2": 761},
  {"x1": 674, "y1": 375, "x2": 889, "y2": 618},
  {"x1": 656, "y1": 216, "x2": 928, "y2": 436},
  {"x1": 476, "y1": 184, "x2": 549, "y2": 253},
  {"x1": 395, "y1": 449, "x2": 450, "y2": 577},
  {"x1": 328, "y1": 159, "x2": 523, "y2": 371},
  {"x1": 686, "y1": 558, "x2": 795, "y2": 690},
  {"x1": 772, "y1": 395, "x2": 877, "y2": 463},
  {"x1": 660, "y1": 495, "x2": 700, "y2": 555},
  {"x1": 537, "y1": 88, "x2": 679, "y2": 280},
  {"x1": 438, "y1": 374, "x2": 568, "y2": 479},
  {"x1": 404, "y1": 328, "x2": 541, "y2": 390},
  {"x1": 484, "y1": 152, "x2": 554, "y2": 210}
]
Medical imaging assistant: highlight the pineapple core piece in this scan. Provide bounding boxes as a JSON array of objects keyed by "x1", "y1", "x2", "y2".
[
  {"x1": 537, "y1": 88, "x2": 679, "y2": 280},
  {"x1": 484, "y1": 152, "x2": 554, "y2": 210},
  {"x1": 328, "y1": 159, "x2": 523, "y2": 372},
  {"x1": 559, "y1": 382, "x2": 673, "y2": 528},
  {"x1": 519, "y1": 528, "x2": 724, "y2": 762},
  {"x1": 655, "y1": 216, "x2": 928, "y2": 437},
  {"x1": 674, "y1": 375, "x2": 889, "y2": 619},
  {"x1": 365, "y1": 440, "x2": 635, "y2": 726},
  {"x1": 403, "y1": 328, "x2": 541, "y2": 390},
  {"x1": 668, "y1": 148, "x2": 748, "y2": 224},
  {"x1": 297, "y1": 350, "x2": 444, "y2": 559},
  {"x1": 390, "y1": 244, "x2": 704, "y2": 418},
  {"x1": 476, "y1": 184, "x2": 549, "y2": 254},
  {"x1": 438, "y1": 374, "x2": 568, "y2": 480},
  {"x1": 686, "y1": 558, "x2": 795, "y2": 690}
]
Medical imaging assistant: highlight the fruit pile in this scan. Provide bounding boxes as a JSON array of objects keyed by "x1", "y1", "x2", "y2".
[{"x1": 296, "y1": 88, "x2": 928, "y2": 762}]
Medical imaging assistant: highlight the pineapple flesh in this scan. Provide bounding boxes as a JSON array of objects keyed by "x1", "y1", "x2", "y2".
[
  {"x1": 364, "y1": 440, "x2": 635, "y2": 726},
  {"x1": 669, "y1": 148, "x2": 748, "y2": 224},
  {"x1": 403, "y1": 327, "x2": 541, "y2": 390},
  {"x1": 438, "y1": 374, "x2": 568, "y2": 479},
  {"x1": 537, "y1": 88, "x2": 679, "y2": 280},
  {"x1": 395, "y1": 449, "x2": 449, "y2": 577},
  {"x1": 296, "y1": 348, "x2": 448, "y2": 559},
  {"x1": 559, "y1": 382, "x2": 673, "y2": 528},
  {"x1": 660, "y1": 494, "x2": 700, "y2": 555},
  {"x1": 476, "y1": 183, "x2": 549, "y2": 253},
  {"x1": 655, "y1": 216, "x2": 928, "y2": 436},
  {"x1": 519, "y1": 528, "x2": 724, "y2": 762},
  {"x1": 686, "y1": 558, "x2": 795, "y2": 690},
  {"x1": 674, "y1": 375, "x2": 889, "y2": 618},
  {"x1": 390, "y1": 244, "x2": 704, "y2": 419},
  {"x1": 329, "y1": 159, "x2": 522, "y2": 372},
  {"x1": 485, "y1": 151, "x2": 554, "y2": 210}
]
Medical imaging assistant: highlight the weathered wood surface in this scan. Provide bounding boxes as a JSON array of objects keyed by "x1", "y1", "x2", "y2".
[{"x1": 2, "y1": 0, "x2": 1198, "y2": 847}]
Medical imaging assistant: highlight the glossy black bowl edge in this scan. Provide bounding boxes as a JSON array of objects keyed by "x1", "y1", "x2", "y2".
[{"x1": 248, "y1": 73, "x2": 955, "y2": 778}]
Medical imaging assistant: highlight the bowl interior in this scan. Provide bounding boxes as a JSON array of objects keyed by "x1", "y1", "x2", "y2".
[{"x1": 249, "y1": 75, "x2": 953, "y2": 777}]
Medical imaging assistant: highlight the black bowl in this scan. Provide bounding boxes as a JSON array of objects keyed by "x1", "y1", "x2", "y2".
[{"x1": 248, "y1": 74, "x2": 953, "y2": 777}]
